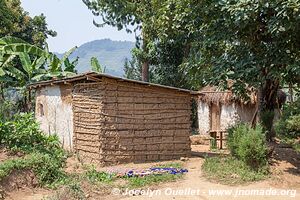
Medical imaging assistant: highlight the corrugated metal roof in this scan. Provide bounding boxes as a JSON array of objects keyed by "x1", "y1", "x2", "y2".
[{"x1": 28, "y1": 72, "x2": 198, "y2": 94}]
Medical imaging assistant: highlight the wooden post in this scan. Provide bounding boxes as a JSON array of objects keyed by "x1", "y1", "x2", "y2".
[{"x1": 220, "y1": 131, "x2": 223, "y2": 149}]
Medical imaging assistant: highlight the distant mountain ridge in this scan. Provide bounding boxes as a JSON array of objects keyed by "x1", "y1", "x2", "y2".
[{"x1": 56, "y1": 39, "x2": 135, "y2": 76}]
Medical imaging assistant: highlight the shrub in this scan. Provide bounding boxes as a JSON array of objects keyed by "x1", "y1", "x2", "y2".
[
  {"x1": 227, "y1": 124, "x2": 249, "y2": 157},
  {"x1": 0, "y1": 153, "x2": 66, "y2": 185},
  {"x1": 227, "y1": 124, "x2": 268, "y2": 169},
  {"x1": 0, "y1": 113, "x2": 45, "y2": 152},
  {"x1": 275, "y1": 99, "x2": 300, "y2": 138},
  {"x1": 0, "y1": 113, "x2": 65, "y2": 157},
  {"x1": 85, "y1": 167, "x2": 115, "y2": 183},
  {"x1": 286, "y1": 114, "x2": 300, "y2": 137},
  {"x1": 0, "y1": 100, "x2": 17, "y2": 121},
  {"x1": 0, "y1": 112, "x2": 67, "y2": 186}
]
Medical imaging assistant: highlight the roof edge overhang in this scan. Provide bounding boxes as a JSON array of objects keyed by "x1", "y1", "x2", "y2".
[{"x1": 28, "y1": 72, "x2": 198, "y2": 95}]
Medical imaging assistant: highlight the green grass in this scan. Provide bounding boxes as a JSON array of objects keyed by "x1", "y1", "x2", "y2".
[
  {"x1": 85, "y1": 167, "x2": 116, "y2": 184},
  {"x1": 293, "y1": 143, "x2": 300, "y2": 153},
  {"x1": 202, "y1": 156, "x2": 269, "y2": 185}
]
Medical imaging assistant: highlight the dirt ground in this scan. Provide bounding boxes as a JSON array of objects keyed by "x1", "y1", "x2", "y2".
[
  {"x1": 1, "y1": 144, "x2": 299, "y2": 200},
  {"x1": 114, "y1": 144, "x2": 300, "y2": 200}
]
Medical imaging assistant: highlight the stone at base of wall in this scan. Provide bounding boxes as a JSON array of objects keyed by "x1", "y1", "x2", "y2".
[{"x1": 190, "y1": 135, "x2": 212, "y2": 145}]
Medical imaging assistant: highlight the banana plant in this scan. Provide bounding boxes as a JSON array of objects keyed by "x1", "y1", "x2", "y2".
[
  {"x1": 0, "y1": 36, "x2": 48, "y2": 58},
  {"x1": 91, "y1": 57, "x2": 105, "y2": 73},
  {"x1": 0, "y1": 37, "x2": 49, "y2": 85},
  {"x1": 45, "y1": 46, "x2": 78, "y2": 78},
  {"x1": 0, "y1": 36, "x2": 79, "y2": 111},
  {"x1": 0, "y1": 36, "x2": 79, "y2": 83}
]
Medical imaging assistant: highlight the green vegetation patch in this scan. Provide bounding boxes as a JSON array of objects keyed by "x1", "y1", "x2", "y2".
[
  {"x1": 0, "y1": 112, "x2": 185, "y2": 192},
  {"x1": 85, "y1": 167, "x2": 116, "y2": 184},
  {"x1": 293, "y1": 143, "x2": 300, "y2": 153},
  {"x1": 202, "y1": 156, "x2": 269, "y2": 185},
  {"x1": 0, "y1": 152, "x2": 66, "y2": 186},
  {"x1": 227, "y1": 124, "x2": 268, "y2": 169},
  {"x1": 0, "y1": 113, "x2": 67, "y2": 187},
  {"x1": 81, "y1": 162, "x2": 185, "y2": 189}
]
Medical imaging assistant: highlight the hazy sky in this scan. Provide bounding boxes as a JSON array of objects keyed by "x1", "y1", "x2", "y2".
[{"x1": 21, "y1": 0, "x2": 136, "y2": 53}]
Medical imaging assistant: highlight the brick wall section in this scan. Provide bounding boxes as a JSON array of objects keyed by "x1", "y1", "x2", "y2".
[{"x1": 73, "y1": 78, "x2": 192, "y2": 166}]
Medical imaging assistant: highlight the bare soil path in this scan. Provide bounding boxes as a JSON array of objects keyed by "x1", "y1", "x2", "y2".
[
  {"x1": 2, "y1": 144, "x2": 300, "y2": 200},
  {"x1": 119, "y1": 144, "x2": 300, "y2": 200}
]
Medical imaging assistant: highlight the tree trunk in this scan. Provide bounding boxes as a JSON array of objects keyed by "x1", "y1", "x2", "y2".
[
  {"x1": 23, "y1": 93, "x2": 27, "y2": 113},
  {"x1": 258, "y1": 79, "x2": 279, "y2": 141},
  {"x1": 289, "y1": 83, "x2": 294, "y2": 103},
  {"x1": 142, "y1": 60, "x2": 149, "y2": 82},
  {"x1": 0, "y1": 82, "x2": 5, "y2": 101},
  {"x1": 27, "y1": 89, "x2": 32, "y2": 112},
  {"x1": 141, "y1": 29, "x2": 149, "y2": 82}
]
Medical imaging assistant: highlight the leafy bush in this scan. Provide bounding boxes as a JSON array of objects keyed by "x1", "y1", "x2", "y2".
[
  {"x1": 275, "y1": 99, "x2": 300, "y2": 138},
  {"x1": 227, "y1": 124, "x2": 268, "y2": 169},
  {"x1": 0, "y1": 152, "x2": 66, "y2": 185},
  {"x1": 285, "y1": 114, "x2": 300, "y2": 137},
  {"x1": 0, "y1": 113, "x2": 65, "y2": 156},
  {"x1": 0, "y1": 112, "x2": 67, "y2": 186},
  {"x1": 0, "y1": 100, "x2": 16, "y2": 121},
  {"x1": 85, "y1": 167, "x2": 115, "y2": 183},
  {"x1": 0, "y1": 113, "x2": 44, "y2": 151},
  {"x1": 227, "y1": 124, "x2": 249, "y2": 157}
]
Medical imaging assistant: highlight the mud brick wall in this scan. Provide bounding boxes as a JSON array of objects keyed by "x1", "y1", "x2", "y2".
[{"x1": 73, "y1": 78, "x2": 192, "y2": 165}]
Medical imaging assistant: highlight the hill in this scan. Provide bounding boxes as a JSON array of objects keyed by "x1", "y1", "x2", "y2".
[{"x1": 56, "y1": 39, "x2": 135, "y2": 76}]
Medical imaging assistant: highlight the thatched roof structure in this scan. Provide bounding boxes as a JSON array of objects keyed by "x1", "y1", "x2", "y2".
[
  {"x1": 198, "y1": 86, "x2": 257, "y2": 105},
  {"x1": 199, "y1": 85, "x2": 287, "y2": 106}
]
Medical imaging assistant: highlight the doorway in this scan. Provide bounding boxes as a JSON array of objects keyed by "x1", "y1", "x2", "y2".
[{"x1": 210, "y1": 103, "x2": 221, "y2": 131}]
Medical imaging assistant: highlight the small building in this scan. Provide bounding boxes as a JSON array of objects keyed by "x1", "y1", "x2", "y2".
[
  {"x1": 29, "y1": 72, "x2": 195, "y2": 166},
  {"x1": 197, "y1": 86, "x2": 286, "y2": 136},
  {"x1": 197, "y1": 86, "x2": 258, "y2": 135}
]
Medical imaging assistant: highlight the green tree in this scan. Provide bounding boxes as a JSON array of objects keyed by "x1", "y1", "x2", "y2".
[
  {"x1": 154, "y1": 0, "x2": 300, "y2": 139},
  {"x1": 124, "y1": 49, "x2": 158, "y2": 82},
  {"x1": 84, "y1": 0, "x2": 195, "y2": 89},
  {"x1": 0, "y1": 0, "x2": 56, "y2": 47},
  {"x1": 124, "y1": 57, "x2": 141, "y2": 81},
  {"x1": 83, "y1": 0, "x2": 163, "y2": 82},
  {"x1": 0, "y1": 0, "x2": 56, "y2": 102}
]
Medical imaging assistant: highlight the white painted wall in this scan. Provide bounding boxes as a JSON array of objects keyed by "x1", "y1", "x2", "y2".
[
  {"x1": 35, "y1": 85, "x2": 73, "y2": 150},
  {"x1": 220, "y1": 104, "x2": 239, "y2": 130},
  {"x1": 198, "y1": 101, "x2": 210, "y2": 135},
  {"x1": 198, "y1": 101, "x2": 242, "y2": 134}
]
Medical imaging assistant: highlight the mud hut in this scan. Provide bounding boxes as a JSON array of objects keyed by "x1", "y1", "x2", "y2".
[
  {"x1": 29, "y1": 72, "x2": 196, "y2": 166},
  {"x1": 197, "y1": 86, "x2": 286, "y2": 135}
]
